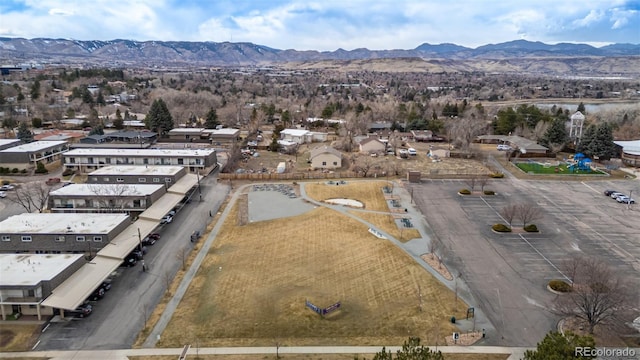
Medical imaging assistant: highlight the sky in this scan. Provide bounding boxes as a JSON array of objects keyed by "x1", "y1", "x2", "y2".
[{"x1": 0, "y1": 0, "x2": 638, "y2": 51}]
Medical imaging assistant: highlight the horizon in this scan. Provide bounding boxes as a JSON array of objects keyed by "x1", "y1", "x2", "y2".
[{"x1": 0, "y1": 0, "x2": 638, "y2": 52}]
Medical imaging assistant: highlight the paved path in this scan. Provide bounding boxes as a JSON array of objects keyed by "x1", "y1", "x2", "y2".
[{"x1": 1, "y1": 345, "x2": 531, "y2": 359}]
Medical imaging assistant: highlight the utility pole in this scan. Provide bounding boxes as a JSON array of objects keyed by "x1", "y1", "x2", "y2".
[
  {"x1": 197, "y1": 170, "x2": 202, "y2": 201},
  {"x1": 137, "y1": 227, "x2": 146, "y2": 271},
  {"x1": 629, "y1": 189, "x2": 633, "y2": 210}
]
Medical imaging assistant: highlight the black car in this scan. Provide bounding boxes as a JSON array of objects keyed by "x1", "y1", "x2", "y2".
[
  {"x1": 100, "y1": 280, "x2": 112, "y2": 291},
  {"x1": 68, "y1": 303, "x2": 92, "y2": 318},
  {"x1": 142, "y1": 236, "x2": 156, "y2": 246},
  {"x1": 120, "y1": 256, "x2": 137, "y2": 267},
  {"x1": 604, "y1": 190, "x2": 618, "y2": 196},
  {"x1": 89, "y1": 287, "x2": 105, "y2": 301}
]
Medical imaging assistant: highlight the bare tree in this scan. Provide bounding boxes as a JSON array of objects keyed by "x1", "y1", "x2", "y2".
[
  {"x1": 8, "y1": 181, "x2": 50, "y2": 213},
  {"x1": 351, "y1": 155, "x2": 376, "y2": 177},
  {"x1": 176, "y1": 247, "x2": 188, "y2": 271},
  {"x1": 87, "y1": 183, "x2": 133, "y2": 212},
  {"x1": 500, "y1": 203, "x2": 518, "y2": 227},
  {"x1": 448, "y1": 117, "x2": 487, "y2": 151},
  {"x1": 478, "y1": 176, "x2": 489, "y2": 193},
  {"x1": 561, "y1": 258, "x2": 582, "y2": 288},
  {"x1": 516, "y1": 202, "x2": 543, "y2": 227},
  {"x1": 555, "y1": 256, "x2": 631, "y2": 334},
  {"x1": 465, "y1": 177, "x2": 477, "y2": 192}
]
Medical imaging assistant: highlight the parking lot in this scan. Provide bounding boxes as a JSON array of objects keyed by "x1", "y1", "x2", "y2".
[{"x1": 409, "y1": 178, "x2": 640, "y2": 346}]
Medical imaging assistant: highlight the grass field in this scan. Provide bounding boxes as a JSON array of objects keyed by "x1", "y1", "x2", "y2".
[
  {"x1": 349, "y1": 211, "x2": 421, "y2": 243},
  {"x1": 515, "y1": 162, "x2": 607, "y2": 175},
  {"x1": 304, "y1": 181, "x2": 391, "y2": 211},
  {"x1": 159, "y1": 203, "x2": 468, "y2": 347},
  {"x1": 0, "y1": 323, "x2": 42, "y2": 352}
]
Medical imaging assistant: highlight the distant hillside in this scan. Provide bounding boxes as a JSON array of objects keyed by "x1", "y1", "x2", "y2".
[{"x1": 0, "y1": 38, "x2": 638, "y2": 75}]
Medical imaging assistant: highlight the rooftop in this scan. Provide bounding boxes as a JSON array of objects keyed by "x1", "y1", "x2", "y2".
[
  {"x1": 89, "y1": 165, "x2": 184, "y2": 176},
  {"x1": 64, "y1": 148, "x2": 215, "y2": 157},
  {"x1": 49, "y1": 183, "x2": 165, "y2": 197},
  {"x1": 169, "y1": 128, "x2": 204, "y2": 133},
  {"x1": 310, "y1": 145, "x2": 342, "y2": 158},
  {"x1": 281, "y1": 129, "x2": 311, "y2": 136},
  {"x1": 614, "y1": 140, "x2": 640, "y2": 156},
  {"x1": 0, "y1": 139, "x2": 21, "y2": 147},
  {"x1": 0, "y1": 213, "x2": 130, "y2": 234},
  {"x1": 0, "y1": 140, "x2": 68, "y2": 153},
  {"x1": 0, "y1": 254, "x2": 84, "y2": 287},
  {"x1": 204, "y1": 128, "x2": 240, "y2": 136}
]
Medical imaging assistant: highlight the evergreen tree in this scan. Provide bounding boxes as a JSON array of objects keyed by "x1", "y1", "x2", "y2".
[
  {"x1": 89, "y1": 125, "x2": 104, "y2": 136},
  {"x1": 204, "y1": 108, "x2": 219, "y2": 128},
  {"x1": 145, "y1": 98, "x2": 174, "y2": 134},
  {"x1": 372, "y1": 337, "x2": 443, "y2": 360},
  {"x1": 113, "y1": 117, "x2": 124, "y2": 130},
  {"x1": 96, "y1": 91, "x2": 105, "y2": 105},
  {"x1": 591, "y1": 122, "x2": 617, "y2": 160},
  {"x1": 17, "y1": 122, "x2": 33, "y2": 143},
  {"x1": 541, "y1": 119, "x2": 568, "y2": 150},
  {"x1": 577, "y1": 102, "x2": 586, "y2": 114},
  {"x1": 577, "y1": 124, "x2": 596, "y2": 154},
  {"x1": 523, "y1": 331, "x2": 595, "y2": 360},
  {"x1": 82, "y1": 87, "x2": 94, "y2": 104},
  {"x1": 30, "y1": 80, "x2": 40, "y2": 100},
  {"x1": 281, "y1": 110, "x2": 291, "y2": 126}
]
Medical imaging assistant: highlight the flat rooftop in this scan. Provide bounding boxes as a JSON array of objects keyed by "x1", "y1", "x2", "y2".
[
  {"x1": 0, "y1": 254, "x2": 84, "y2": 286},
  {"x1": 50, "y1": 183, "x2": 165, "y2": 197},
  {"x1": 1, "y1": 213, "x2": 130, "y2": 234},
  {"x1": 203, "y1": 128, "x2": 240, "y2": 136},
  {"x1": 89, "y1": 165, "x2": 184, "y2": 176},
  {"x1": 64, "y1": 148, "x2": 215, "y2": 157},
  {"x1": 0, "y1": 139, "x2": 21, "y2": 147},
  {"x1": 0, "y1": 140, "x2": 67, "y2": 153},
  {"x1": 169, "y1": 128, "x2": 204, "y2": 133}
]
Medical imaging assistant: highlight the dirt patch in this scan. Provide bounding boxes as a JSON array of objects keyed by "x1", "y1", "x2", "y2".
[
  {"x1": 421, "y1": 253, "x2": 453, "y2": 281},
  {"x1": 0, "y1": 329, "x2": 14, "y2": 347},
  {"x1": 305, "y1": 181, "x2": 390, "y2": 211},
  {"x1": 0, "y1": 324, "x2": 42, "y2": 352}
]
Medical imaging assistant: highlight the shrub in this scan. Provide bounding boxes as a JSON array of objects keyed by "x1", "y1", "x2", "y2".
[
  {"x1": 548, "y1": 279, "x2": 572, "y2": 293},
  {"x1": 492, "y1": 223, "x2": 512, "y2": 232},
  {"x1": 11, "y1": 168, "x2": 19, "y2": 173},
  {"x1": 0, "y1": 168, "x2": 6, "y2": 174},
  {"x1": 459, "y1": 188, "x2": 471, "y2": 195},
  {"x1": 483, "y1": 190, "x2": 495, "y2": 195},
  {"x1": 490, "y1": 172, "x2": 505, "y2": 178},
  {"x1": 62, "y1": 168, "x2": 75, "y2": 176},
  {"x1": 524, "y1": 224, "x2": 539, "y2": 232},
  {"x1": 20, "y1": 169, "x2": 27, "y2": 174},
  {"x1": 35, "y1": 162, "x2": 48, "y2": 174}
]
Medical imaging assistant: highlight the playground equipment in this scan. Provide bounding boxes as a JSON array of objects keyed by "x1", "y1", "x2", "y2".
[{"x1": 567, "y1": 153, "x2": 593, "y2": 172}]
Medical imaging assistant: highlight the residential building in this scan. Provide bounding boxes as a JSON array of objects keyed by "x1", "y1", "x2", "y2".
[
  {"x1": 48, "y1": 183, "x2": 166, "y2": 214},
  {"x1": 0, "y1": 253, "x2": 85, "y2": 320},
  {"x1": 87, "y1": 165, "x2": 186, "y2": 185},
  {"x1": 168, "y1": 128, "x2": 208, "y2": 142},
  {"x1": 613, "y1": 140, "x2": 640, "y2": 167},
  {"x1": 62, "y1": 148, "x2": 217, "y2": 173},
  {"x1": 0, "y1": 139, "x2": 21, "y2": 151},
  {"x1": 0, "y1": 140, "x2": 69, "y2": 170},
  {"x1": 204, "y1": 128, "x2": 240, "y2": 148},
  {"x1": 359, "y1": 137, "x2": 386, "y2": 154},
  {"x1": 310, "y1": 146, "x2": 342, "y2": 169},
  {"x1": 280, "y1": 129, "x2": 312, "y2": 144},
  {"x1": 0, "y1": 213, "x2": 131, "y2": 254}
]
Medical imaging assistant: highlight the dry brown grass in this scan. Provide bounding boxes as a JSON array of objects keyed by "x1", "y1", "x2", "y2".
[
  {"x1": 304, "y1": 181, "x2": 390, "y2": 211},
  {"x1": 0, "y1": 323, "x2": 42, "y2": 352},
  {"x1": 348, "y1": 211, "x2": 421, "y2": 243},
  {"x1": 130, "y1": 354, "x2": 509, "y2": 360},
  {"x1": 159, "y1": 205, "x2": 468, "y2": 347}
]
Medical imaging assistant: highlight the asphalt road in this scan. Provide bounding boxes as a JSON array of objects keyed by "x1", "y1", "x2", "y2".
[
  {"x1": 34, "y1": 173, "x2": 230, "y2": 350},
  {"x1": 408, "y1": 177, "x2": 640, "y2": 347}
]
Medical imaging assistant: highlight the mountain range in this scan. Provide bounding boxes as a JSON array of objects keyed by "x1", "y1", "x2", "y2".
[{"x1": 0, "y1": 38, "x2": 638, "y2": 68}]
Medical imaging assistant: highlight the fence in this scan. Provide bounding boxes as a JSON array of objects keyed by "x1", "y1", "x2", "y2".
[{"x1": 219, "y1": 169, "x2": 492, "y2": 181}]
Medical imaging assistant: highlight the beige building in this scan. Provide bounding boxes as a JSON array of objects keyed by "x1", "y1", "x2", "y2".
[
  {"x1": 310, "y1": 146, "x2": 342, "y2": 170},
  {"x1": 359, "y1": 137, "x2": 386, "y2": 154}
]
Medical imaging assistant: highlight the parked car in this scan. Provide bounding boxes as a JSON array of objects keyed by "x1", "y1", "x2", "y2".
[
  {"x1": 68, "y1": 303, "x2": 92, "y2": 318},
  {"x1": 100, "y1": 280, "x2": 112, "y2": 292},
  {"x1": 616, "y1": 195, "x2": 635, "y2": 204},
  {"x1": 604, "y1": 190, "x2": 619, "y2": 196},
  {"x1": 0, "y1": 191, "x2": 6, "y2": 198},
  {"x1": 120, "y1": 256, "x2": 137, "y2": 267},
  {"x1": 0, "y1": 184, "x2": 15, "y2": 191},
  {"x1": 130, "y1": 247, "x2": 147, "y2": 260},
  {"x1": 89, "y1": 287, "x2": 105, "y2": 301},
  {"x1": 148, "y1": 233, "x2": 161, "y2": 240},
  {"x1": 142, "y1": 236, "x2": 156, "y2": 246},
  {"x1": 167, "y1": 210, "x2": 176, "y2": 217},
  {"x1": 407, "y1": 148, "x2": 417, "y2": 156},
  {"x1": 497, "y1": 144, "x2": 512, "y2": 151},
  {"x1": 161, "y1": 215, "x2": 173, "y2": 224},
  {"x1": 610, "y1": 192, "x2": 624, "y2": 199}
]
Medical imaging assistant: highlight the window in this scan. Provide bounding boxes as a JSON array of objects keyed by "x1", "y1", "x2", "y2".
[
  {"x1": 105, "y1": 158, "x2": 111, "y2": 164},
  {"x1": 133, "y1": 199, "x2": 141, "y2": 207},
  {"x1": 116, "y1": 178, "x2": 124, "y2": 183},
  {"x1": 177, "y1": 158, "x2": 184, "y2": 165},
  {"x1": 103, "y1": 177, "x2": 110, "y2": 182},
  {"x1": 21, "y1": 236, "x2": 32, "y2": 242},
  {"x1": 165, "y1": 178, "x2": 172, "y2": 183},
  {"x1": 93, "y1": 236, "x2": 102, "y2": 242},
  {"x1": 54, "y1": 236, "x2": 65, "y2": 242},
  {"x1": 76, "y1": 236, "x2": 85, "y2": 242},
  {"x1": 1, "y1": 235, "x2": 10, "y2": 242},
  {"x1": 88, "y1": 157, "x2": 94, "y2": 164},
  {"x1": 92, "y1": 177, "x2": 98, "y2": 182},
  {"x1": 322, "y1": 161, "x2": 327, "y2": 166},
  {"x1": 153, "y1": 178, "x2": 160, "y2": 183},
  {"x1": 138, "y1": 178, "x2": 146, "y2": 183},
  {"x1": 333, "y1": 162, "x2": 338, "y2": 166}
]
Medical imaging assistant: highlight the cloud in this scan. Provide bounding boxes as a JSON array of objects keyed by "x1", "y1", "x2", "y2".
[
  {"x1": 572, "y1": 9, "x2": 604, "y2": 27},
  {"x1": 48, "y1": 8, "x2": 74, "y2": 16},
  {"x1": 610, "y1": 8, "x2": 637, "y2": 29}
]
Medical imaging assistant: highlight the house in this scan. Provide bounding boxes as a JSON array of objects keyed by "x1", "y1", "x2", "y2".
[
  {"x1": 310, "y1": 146, "x2": 342, "y2": 170},
  {"x1": 167, "y1": 128, "x2": 208, "y2": 142},
  {"x1": 0, "y1": 140, "x2": 69, "y2": 170},
  {"x1": 359, "y1": 137, "x2": 386, "y2": 154},
  {"x1": 79, "y1": 135, "x2": 109, "y2": 144},
  {"x1": 0, "y1": 139, "x2": 21, "y2": 151},
  {"x1": 48, "y1": 183, "x2": 166, "y2": 214},
  {"x1": 280, "y1": 129, "x2": 312, "y2": 144},
  {"x1": 63, "y1": 148, "x2": 217, "y2": 173},
  {"x1": 204, "y1": 128, "x2": 240, "y2": 148},
  {"x1": 369, "y1": 122, "x2": 392, "y2": 132},
  {"x1": 476, "y1": 135, "x2": 548, "y2": 155},
  {"x1": 0, "y1": 213, "x2": 131, "y2": 255},
  {"x1": 106, "y1": 130, "x2": 157, "y2": 144},
  {"x1": 0, "y1": 253, "x2": 85, "y2": 320}
]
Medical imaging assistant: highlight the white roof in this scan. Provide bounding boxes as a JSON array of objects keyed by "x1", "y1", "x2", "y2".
[
  {"x1": 89, "y1": 165, "x2": 184, "y2": 176},
  {"x1": 0, "y1": 140, "x2": 67, "y2": 153},
  {"x1": 64, "y1": 148, "x2": 215, "y2": 157},
  {"x1": 277, "y1": 140, "x2": 297, "y2": 146},
  {"x1": 49, "y1": 183, "x2": 164, "y2": 197},
  {"x1": 0, "y1": 139, "x2": 21, "y2": 147},
  {"x1": 169, "y1": 128, "x2": 205, "y2": 133},
  {"x1": 204, "y1": 128, "x2": 240, "y2": 135},
  {"x1": 0, "y1": 213, "x2": 130, "y2": 234},
  {"x1": 614, "y1": 140, "x2": 640, "y2": 156},
  {"x1": 281, "y1": 129, "x2": 311, "y2": 137},
  {"x1": 0, "y1": 254, "x2": 83, "y2": 287}
]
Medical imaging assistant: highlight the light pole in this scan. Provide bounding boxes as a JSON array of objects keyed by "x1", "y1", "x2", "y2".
[
  {"x1": 137, "y1": 227, "x2": 146, "y2": 271},
  {"x1": 629, "y1": 189, "x2": 633, "y2": 210},
  {"x1": 196, "y1": 170, "x2": 202, "y2": 201}
]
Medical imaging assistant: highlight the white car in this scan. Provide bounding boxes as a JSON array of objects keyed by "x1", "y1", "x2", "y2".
[
  {"x1": 497, "y1": 144, "x2": 512, "y2": 151},
  {"x1": 407, "y1": 148, "x2": 417, "y2": 156},
  {"x1": 0, "y1": 191, "x2": 6, "y2": 198},
  {"x1": 615, "y1": 195, "x2": 635, "y2": 204},
  {"x1": 160, "y1": 215, "x2": 173, "y2": 224},
  {"x1": 0, "y1": 184, "x2": 15, "y2": 191},
  {"x1": 610, "y1": 192, "x2": 624, "y2": 199}
]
